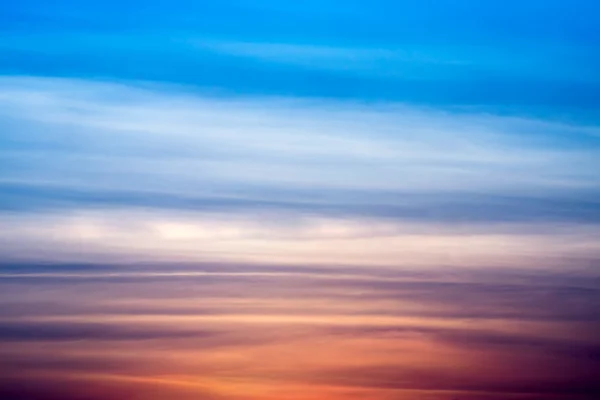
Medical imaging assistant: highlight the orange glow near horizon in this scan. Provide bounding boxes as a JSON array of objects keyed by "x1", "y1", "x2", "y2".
[{"x1": 1, "y1": 264, "x2": 598, "y2": 399}]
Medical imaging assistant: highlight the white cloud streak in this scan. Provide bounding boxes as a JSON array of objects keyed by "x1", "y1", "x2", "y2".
[
  {"x1": 1, "y1": 76, "x2": 597, "y2": 194},
  {"x1": 1, "y1": 208, "x2": 599, "y2": 267}
]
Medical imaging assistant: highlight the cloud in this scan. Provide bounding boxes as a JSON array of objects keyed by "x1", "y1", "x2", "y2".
[
  {"x1": 0, "y1": 76, "x2": 599, "y2": 264},
  {"x1": 306, "y1": 364, "x2": 600, "y2": 396},
  {"x1": 2, "y1": 262, "x2": 598, "y2": 325},
  {"x1": 1, "y1": 75, "x2": 598, "y2": 194},
  {"x1": 1, "y1": 207, "x2": 600, "y2": 265},
  {"x1": 0, "y1": 321, "x2": 223, "y2": 342},
  {"x1": 0, "y1": 377, "x2": 224, "y2": 400},
  {"x1": 1, "y1": 262, "x2": 598, "y2": 400},
  {"x1": 190, "y1": 39, "x2": 600, "y2": 82},
  {"x1": 0, "y1": 77, "x2": 597, "y2": 197}
]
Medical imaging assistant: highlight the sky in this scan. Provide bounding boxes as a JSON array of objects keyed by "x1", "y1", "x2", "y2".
[{"x1": 0, "y1": 1, "x2": 599, "y2": 399}]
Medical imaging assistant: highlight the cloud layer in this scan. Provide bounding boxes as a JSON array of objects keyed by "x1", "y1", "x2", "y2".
[
  {"x1": 1, "y1": 76, "x2": 599, "y2": 265},
  {"x1": 1, "y1": 263, "x2": 598, "y2": 400}
]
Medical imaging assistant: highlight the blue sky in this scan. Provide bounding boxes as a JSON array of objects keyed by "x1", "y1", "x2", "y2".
[{"x1": 1, "y1": 1, "x2": 599, "y2": 119}]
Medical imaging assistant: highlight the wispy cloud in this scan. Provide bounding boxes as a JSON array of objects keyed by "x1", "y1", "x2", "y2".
[
  {"x1": 190, "y1": 39, "x2": 600, "y2": 82},
  {"x1": 1, "y1": 76, "x2": 599, "y2": 264},
  {"x1": 1, "y1": 208, "x2": 600, "y2": 266},
  {"x1": 1, "y1": 263, "x2": 598, "y2": 400},
  {"x1": 1, "y1": 76, "x2": 598, "y2": 194}
]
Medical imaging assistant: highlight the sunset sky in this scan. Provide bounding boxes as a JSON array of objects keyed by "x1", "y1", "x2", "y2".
[{"x1": 1, "y1": 1, "x2": 599, "y2": 399}]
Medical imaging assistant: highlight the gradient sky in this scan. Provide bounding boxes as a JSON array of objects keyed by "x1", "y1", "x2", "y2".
[{"x1": 1, "y1": 1, "x2": 599, "y2": 399}]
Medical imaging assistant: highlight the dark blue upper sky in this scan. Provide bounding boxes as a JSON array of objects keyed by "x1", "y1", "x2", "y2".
[{"x1": 2, "y1": 0, "x2": 599, "y2": 121}]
